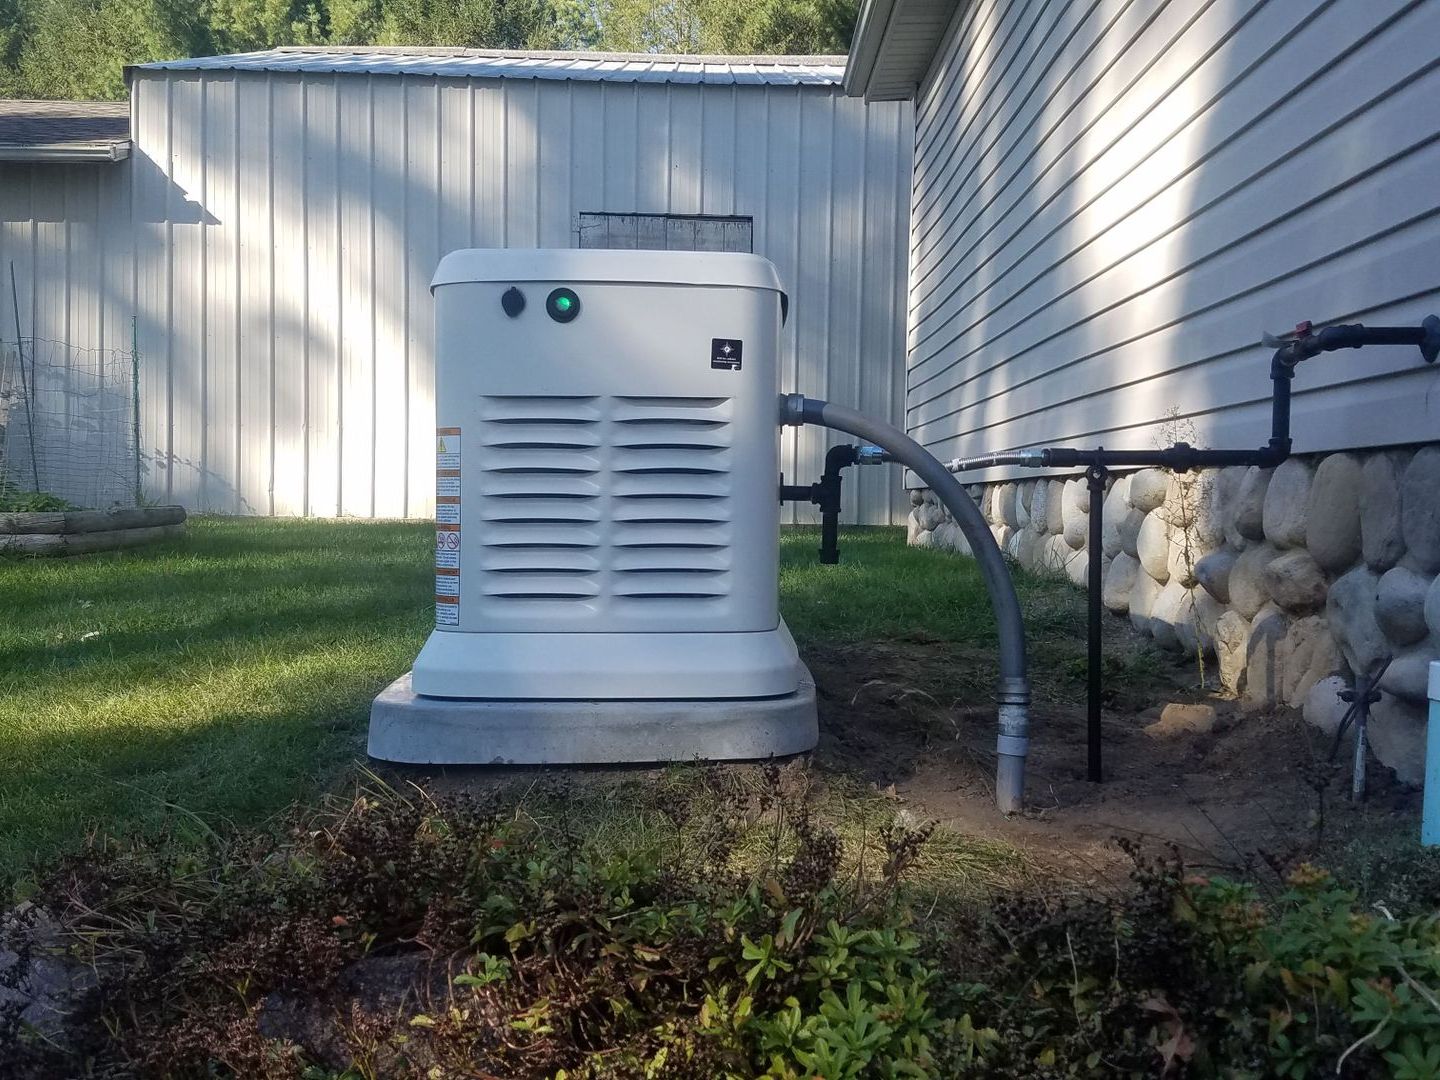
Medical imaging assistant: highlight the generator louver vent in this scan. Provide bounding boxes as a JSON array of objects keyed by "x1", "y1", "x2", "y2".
[{"x1": 476, "y1": 395, "x2": 733, "y2": 624}]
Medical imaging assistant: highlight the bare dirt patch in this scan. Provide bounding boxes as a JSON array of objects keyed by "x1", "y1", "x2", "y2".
[
  {"x1": 385, "y1": 620, "x2": 1421, "y2": 892},
  {"x1": 804, "y1": 631, "x2": 1421, "y2": 885}
]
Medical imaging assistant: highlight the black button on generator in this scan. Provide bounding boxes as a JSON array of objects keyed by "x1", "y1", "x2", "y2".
[{"x1": 501, "y1": 286, "x2": 525, "y2": 317}]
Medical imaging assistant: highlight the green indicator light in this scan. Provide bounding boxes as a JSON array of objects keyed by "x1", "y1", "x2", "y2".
[{"x1": 546, "y1": 287, "x2": 581, "y2": 323}]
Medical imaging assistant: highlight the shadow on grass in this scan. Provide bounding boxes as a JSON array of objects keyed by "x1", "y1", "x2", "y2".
[
  {"x1": 0, "y1": 517, "x2": 436, "y2": 883},
  {"x1": 1, "y1": 521, "x2": 1095, "y2": 889},
  {"x1": 0, "y1": 587, "x2": 430, "y2": 675},
  {"x1": 0, "y1": 638, "x2": 408, "y2": 886}
]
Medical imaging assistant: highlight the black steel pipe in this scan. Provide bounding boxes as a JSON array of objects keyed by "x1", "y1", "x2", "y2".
[
  {"x1": 778, "y1": 444, "x2": 862, "y2": 564},
  {"x1": 1085, "y1": 464, "x2": 1107, "y2": 784},
  {"x1": 1273, "y1": 319, "x2": 1439, "y2": 365},
  {"x1": 951, "y1": 320, "x2": 1440, "y2": 480},
  {"x1": 1038, "y1": 444, "x2": 1286, "y2": 472},
  {"x1": 819, "y1": 443, "x2": 860, "y2": 564},
  {"x1": 935, "y1": 316, "x2": 1438, "y2": 786},
  {"x1": 1269, "y1": 361, "x2": 1294, "y2": 462}
]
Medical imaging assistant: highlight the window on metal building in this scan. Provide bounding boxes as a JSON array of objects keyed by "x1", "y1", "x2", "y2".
[{"x1": 576, "y1": 212, "x2": 754, "y2": 252}]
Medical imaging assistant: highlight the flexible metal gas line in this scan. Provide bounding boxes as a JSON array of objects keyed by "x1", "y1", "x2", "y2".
[{"x1": 779, "y1": 393, "x2": 1032, "y2": 814}]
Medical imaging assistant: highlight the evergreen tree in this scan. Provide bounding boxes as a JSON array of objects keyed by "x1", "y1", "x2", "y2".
[{"x1": 7, "y1": 0, "x2": 209, "y2": 100}]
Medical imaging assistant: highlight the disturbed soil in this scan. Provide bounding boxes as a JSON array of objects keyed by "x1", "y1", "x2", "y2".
[
  {"x1": 413, "y1": 621, "x2": 1422, "y2": 889},
  {"x1": 805, "y1": 629, "x2": 1421, "y2": 884}
]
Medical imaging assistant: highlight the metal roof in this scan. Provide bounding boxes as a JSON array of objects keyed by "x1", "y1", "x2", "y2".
[
  {"x1": 844, "y1": 0, "x2": 958, "y2": 100},
  {"x1": 131, "y1": 47, "x2": 847, "y2": 86},
  {"x1": 0, "y1": 99, "x2": 131, "y2": 162}
]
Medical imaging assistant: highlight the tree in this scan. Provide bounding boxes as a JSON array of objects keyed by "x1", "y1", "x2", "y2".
[
  {"x1": 0, "y1": 0, "x2": 857, "y2": 100},
  {"x1": 365, "y1": 0, "x2": 567, "y2": 50},
  {"x1": 6, "y1": 0, "x2": 209, "y2": 100},
  {"x1": 203, "y1": 0, "x2": 328, "y2": 52},
  {"x1": 594, "y1": 0, "x2": 855, "y2": 55}
]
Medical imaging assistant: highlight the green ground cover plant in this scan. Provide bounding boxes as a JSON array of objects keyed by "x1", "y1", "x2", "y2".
[{"x1": 4, "y1": 772, "x2": 1439, "y2": 1078}]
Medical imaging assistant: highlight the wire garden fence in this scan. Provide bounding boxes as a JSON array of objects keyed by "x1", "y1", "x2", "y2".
[{"x1": 0, "y1": 329, "x2": 142, "y2": 512}]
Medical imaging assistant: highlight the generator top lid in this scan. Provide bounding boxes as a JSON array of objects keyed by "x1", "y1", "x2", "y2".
[{"x1": 431, "y1": 248, "x2": 784, "y2": 294}]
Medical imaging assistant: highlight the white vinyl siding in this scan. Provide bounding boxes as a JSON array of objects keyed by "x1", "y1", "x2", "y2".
[
  {"x1": 0, "y1": 73, "x2": 912, "y2": 523},
  {"x1": 907, "y1": 0, "x2": 1440, "y2": 476}
]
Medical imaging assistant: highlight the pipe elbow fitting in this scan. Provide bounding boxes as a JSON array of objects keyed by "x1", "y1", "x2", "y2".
[{"x1": 1256, "y1": 441, "x2": 1290, "y2": 469}]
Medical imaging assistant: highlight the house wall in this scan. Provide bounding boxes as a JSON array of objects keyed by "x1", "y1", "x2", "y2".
[
  {"x1": 902, "y1": 0, "x2": 1440, "y2": 780},
  {"x1": 0, "y1": 73, "x2": 913, "y2": 522},
  {"x1": 907, "y1": 0, "x2": 1440, "y2": 470}
]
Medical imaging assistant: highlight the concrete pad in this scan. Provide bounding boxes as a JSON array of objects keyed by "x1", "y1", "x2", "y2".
[{"x1": 368, "y1": 667, "x2": 818, "y2": 765}]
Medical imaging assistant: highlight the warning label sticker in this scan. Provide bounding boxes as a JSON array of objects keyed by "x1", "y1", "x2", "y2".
[
  {"x1": 435, "y1": 532, "x2": 459, "y2": 568},
  {"x1": 436, "y1": 524, "x2": 460, "y2": 568},
  {"x1": 435, "y1": 426, "x2": 461, "y2": 626},
  {"x1": 436, "y1": 429, "x2": 462, "y2": 470},
  {"x1": 435, "y1": 527, "x2": 460, "y2": 625}
]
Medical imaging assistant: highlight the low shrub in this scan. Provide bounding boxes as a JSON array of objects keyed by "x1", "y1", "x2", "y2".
[
  {"x1": 0, "y1": 480, "x2": 74, "y2": 512},
  {"x1": 937, "y1": 847, "x2": 1440, "y2": 1079},
  {"x1": 3, "y1": 773, "x2": 1437, "y2": 1078}
]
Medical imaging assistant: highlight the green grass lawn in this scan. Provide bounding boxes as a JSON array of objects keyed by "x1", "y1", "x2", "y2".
[{"x1": 0, "y1": 518, "x2": 1081, "y2": 886}]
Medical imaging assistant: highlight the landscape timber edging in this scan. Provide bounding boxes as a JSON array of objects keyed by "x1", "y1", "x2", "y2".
[{"x1": 0, "y1": 506, "x2": 187, "y2": 555}]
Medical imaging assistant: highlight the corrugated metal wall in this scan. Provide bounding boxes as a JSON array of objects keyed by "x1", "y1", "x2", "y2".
[
  {"x1": 907, "y1": 0, "x2": 1440, "y2": 477},
  {"x1": 0, "y1": 73, "x2": 912, "y2": 522}
]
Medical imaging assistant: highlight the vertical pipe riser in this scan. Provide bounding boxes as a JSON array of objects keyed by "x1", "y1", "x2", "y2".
[
  {"x1": 820, "y1": 512, "x2": 839, "y2": 564},
  {"x1": 1424, "y1": 661, "x2": 1440, "y2": 846},
  {"x1": 1086, "y1": 469, "x2": 1105, "y2": 783}
]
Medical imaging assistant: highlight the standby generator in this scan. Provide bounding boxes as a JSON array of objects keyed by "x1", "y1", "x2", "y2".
[{"x1": 369, "y1": 249, "x2": 819, "y2": 764}]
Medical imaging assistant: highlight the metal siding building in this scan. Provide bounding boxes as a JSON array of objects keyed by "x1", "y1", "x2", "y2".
[
  {"x1": 0, "y1": 50, "x2": 913, "y2": 522},
  {"x1": 848, "y1": 0, "x2": 1440, "y2": 479}
]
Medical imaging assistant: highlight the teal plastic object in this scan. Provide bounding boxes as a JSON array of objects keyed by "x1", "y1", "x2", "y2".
[{"x1": 1425, "y1": 661, "x2": 1440, "y2": 846}]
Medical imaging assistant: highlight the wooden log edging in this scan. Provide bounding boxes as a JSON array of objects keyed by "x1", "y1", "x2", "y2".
[
  {"x1": 0, "y1": 507, "x2": 188, "y2": 556},
  {"x1": 0, "y1": 505, "x2": 187, "y2": 535}
]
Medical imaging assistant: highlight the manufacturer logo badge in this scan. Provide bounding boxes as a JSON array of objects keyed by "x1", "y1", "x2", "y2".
[{"x1": 711, "y1": 338, "x2": 743, "y2": 371}]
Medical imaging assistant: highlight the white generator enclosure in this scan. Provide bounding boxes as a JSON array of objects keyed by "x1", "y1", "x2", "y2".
[{"x1": 370, "y1": 249, "x2": 818, "y2": 765}]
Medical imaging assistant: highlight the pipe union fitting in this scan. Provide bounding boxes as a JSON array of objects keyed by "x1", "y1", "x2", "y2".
[{"x1": 855, "y1": 444, "x2": 887, "y2": 464}]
